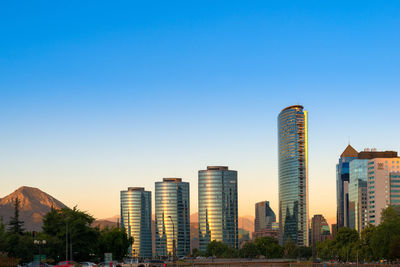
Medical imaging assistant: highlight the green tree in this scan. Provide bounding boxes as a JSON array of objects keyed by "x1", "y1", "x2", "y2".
[
  {"x1": 283, "y1": 239, "x2": 297, "y2": 259},
  {"x1": 98, "y1": 227, "x2": 133, "y2": 260},
  {"x1": 370, "y1": 206, "x2": 400, "y2": 261},
  {"x1": 206, "y1": 240, "x2": 237, "y2": 258},
  {"x1": 239, "y1": 242, "x2": 259, "y2": 258},
  {"x1": 8, "y1": 198, "x2": 24, "y2": 234},
  {"x1": 42, "y1": 207, "x2": 100, "y2": 262},
  {"x1": 254, "y1": 237, "x2": 283, "y2": 259}
]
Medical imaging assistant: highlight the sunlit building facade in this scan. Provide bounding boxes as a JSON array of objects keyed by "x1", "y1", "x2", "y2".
[
  {"x1": 278, "y1": 105, "x2": 309, "y2": 246},
  {"x1": 198, "y1": 166, "x2": 238, "y2": 251},
  {"x1": 155, "y1": 178, "x2": 190, "y2": 258},
  {"x1": 367, "y1": 158, "x2": 400, "y2": 226},
  {"x1": 120, "y1": 187, "x2": 152, "y2": 258}
]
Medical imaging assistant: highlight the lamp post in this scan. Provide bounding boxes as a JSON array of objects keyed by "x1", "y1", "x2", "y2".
[
  {"x1": 168, "y1": 216, "x2": 176, "y2": 261},
  {"x1": 34, "y1": 239, "x2": 47, "y2": 262}
]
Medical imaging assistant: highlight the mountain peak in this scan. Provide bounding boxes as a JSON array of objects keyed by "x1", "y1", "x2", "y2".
[{"x1": 0, "y1": 186, "x2": 67, "y2": 231}]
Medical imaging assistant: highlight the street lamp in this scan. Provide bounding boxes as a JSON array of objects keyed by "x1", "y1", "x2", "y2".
[
  {"x1": 168, "y1": 216, "x2": 176, "y2": 261},
  {"x1": 34, "y1": 240, "x2": 47, "y2": 262}
]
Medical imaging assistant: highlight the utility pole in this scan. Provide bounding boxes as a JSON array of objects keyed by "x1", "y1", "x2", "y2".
[{"x1": 66, "y1": 221, "x2": 68, "y2": 261}]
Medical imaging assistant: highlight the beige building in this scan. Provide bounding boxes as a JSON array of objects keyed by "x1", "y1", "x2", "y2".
[{"x1": 367, "y1": 158, "x2": 400, "y2": 225}]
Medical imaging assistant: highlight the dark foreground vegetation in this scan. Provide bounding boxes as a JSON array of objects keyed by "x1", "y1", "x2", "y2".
[
  {"x1": 1, "y1": 198, "x2": 400, "y2": 265},
  {"x1": 0, "y1": 198, "x2": 132, "y2": 264}
]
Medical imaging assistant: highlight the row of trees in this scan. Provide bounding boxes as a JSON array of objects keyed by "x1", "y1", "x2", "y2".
[
  {"x1": 0, "y1": 198, "x2": 132, "y2": 264},
  {"x1": 317, "y1": 206, "x2": 400, "y2": 262},
  {"x1": 192, "y1": 237, "x2": 312, "y2": 260}
]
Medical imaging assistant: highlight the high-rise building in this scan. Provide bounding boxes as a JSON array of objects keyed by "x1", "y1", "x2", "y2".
[
  {"x1": 336, "y1": 147, "x2": 398, "y2": 229},
  {"x1": 198, "y1": 166, "x2": 238, "y2": 251},
  {"x1": 278, "y1": 105, "x2": 309, "y2": 246},
  {"x1": 349, "y1": 159, "x2": 368, "y2": 232},
  {"x1": 155, "y1": 178, "x2": 190, "y2": 258},
  {"x1": 311, "y1": 215, "x2": 330, "y2": 247},
  {"x1": 367, "y1": 158, "x2": 400, "y2": 226},
  {"x1": 254, "y1": 201, "x2": 276, "y2": 232},
  {"x1": 336, "y1": 145, "x2": 359, "y2": 228},
  {"x1": 120, "y1": 187, "x2": 152, "y2": 258}
]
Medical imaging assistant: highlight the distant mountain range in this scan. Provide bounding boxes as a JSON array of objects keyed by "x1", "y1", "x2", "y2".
[
  {"x1": 0, "y1": 187, "x2": 256, "y2": 235},
  {"x1": 0, "y1": 186, "x2": 67, "y2": 231}
]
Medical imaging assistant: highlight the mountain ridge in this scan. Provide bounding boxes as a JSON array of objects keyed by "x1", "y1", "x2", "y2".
[{"x1": 0, "y1": 186, "x2": 67, "y2": 231}]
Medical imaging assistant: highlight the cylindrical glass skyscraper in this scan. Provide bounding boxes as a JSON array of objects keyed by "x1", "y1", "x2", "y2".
[
  {"x1": 198, "y1": 166, "x2": 238, "y2": 251},
  {"x1": 278, "y1": 105, "x2": 309, "y2": 246},
  {"x1": 120, "y1": 187, "x2": 152, "y2": 258},
  {"x1": 155, "y1": 178, "x2": 190, "y2": 258}
]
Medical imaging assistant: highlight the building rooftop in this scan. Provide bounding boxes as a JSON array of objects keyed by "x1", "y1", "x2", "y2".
[
  {"x1": 340, "y1": 144, "x2": 358, "y2": 158},
  {"x1": 127, "y1": 187, "x2": 145, "y2": 192},
  {"x1": 162, "y1": 178, "x2": 182, "y2": 182},
  {"x1": 358, "y1": 150, "x2": 398, "y2": 159},
  {"x1": 206, "y1": 166, "x2": 229, "y2": 171},
  {"x1": 281, "y1": 105, "x2": 304, "y2": 113}
]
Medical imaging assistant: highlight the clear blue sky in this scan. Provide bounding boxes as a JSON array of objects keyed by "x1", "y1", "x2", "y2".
[{"x1": 1, "y1": 1, "x2": 399, "y2": 222}]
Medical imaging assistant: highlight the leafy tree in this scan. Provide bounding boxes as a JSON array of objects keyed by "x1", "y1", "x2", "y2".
[
  {"x1": 206, "y1": 241, "x2": 237, "y2": 258},
  {"x1": 8, "y1": 198, "x2": 24, "y2": 234},
  {"x1": 254, "y1": 237, "x2": 283, "y2": 259},
  {"x1": 239, "y1": 242, "x2": 259, "y2": 258},
  {"x1": 98, "y1": 227, "x2": 132, "y2": 260},
  {"x1": 283, "y1": 239, "x2": 297, "y2": 259},
  {"x1": 6, "y1": 233, "x2": 34, "y2": 263},
  {"x1": 42, "y1": 207, "x2": 100, "y2": 262},
  {"x1": 370, "y1": 206, "x2": 400, "y2": 261}
]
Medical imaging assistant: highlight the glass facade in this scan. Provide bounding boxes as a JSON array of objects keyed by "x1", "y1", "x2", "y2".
[
  {"x1": 120, "y1": 187, "x2": 152, "y2": 258},
  {"x1": 278, "y1": 105, "x2": 308, "y2": 246},
  {"x1": 349, "y1": 159, "x2": 368, "y2": 232},
  {"x1": 336, "y1": 145, "x2": 358, "y2": 228},
  {"x1": 155, "y1": 178, "x2": 190, "y2": 258},
  {"x1": 198, "y1": 166, "x2": 238, "y2": 251}
]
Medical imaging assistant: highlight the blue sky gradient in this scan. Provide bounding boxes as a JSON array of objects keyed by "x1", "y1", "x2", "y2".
[{"x1": 1, "y1": 1, "x2": 399, "y2": 222}]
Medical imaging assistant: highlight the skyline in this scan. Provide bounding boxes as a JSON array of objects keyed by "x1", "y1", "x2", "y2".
[{"x1": 1, "y1": 1, "x2": 400, "y2": 227}]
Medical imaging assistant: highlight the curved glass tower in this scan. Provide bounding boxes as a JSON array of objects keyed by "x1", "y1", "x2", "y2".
[
  {"x1": 120, "y1": 187, "x2": 152, "y2": 258},
  {"x1": 278, "y1": 105, "x2": 309, "y2": 246},
  {"x1": 155, "y1": 178, "x2": 190, "y2": 258},
  {"x1": 198, "y1": 166, "x2": 238, "y2": 251}
]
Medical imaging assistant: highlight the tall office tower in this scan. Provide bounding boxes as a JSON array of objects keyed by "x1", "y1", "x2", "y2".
[
  {"x1": 349, "y1": 159, "x2": 368, "y2": 232},
  {"x1": 311, "y1": 215, "x2": 330, "y2": 247},
  {"x1": 120, "y1": 187, "x2": 152, "y2": 258},
  {"x1": 254, "y1": 201, "x2": 276, "y2": 232},
  {"x1": 278, "y1": 105, "x2": 309, "y2": 246},
  {"x1": 198, "y1": 166, "x2": 238, "y2": 251},
  {"x1": 336, "y1": 145, "x2": 359, "y2": 229},
  {"x1": 155, "y1": 178, "x2": 190, "y2": 258},
  {"x1": 367, "y1": 158, "x2": 400, "y2": 226}
]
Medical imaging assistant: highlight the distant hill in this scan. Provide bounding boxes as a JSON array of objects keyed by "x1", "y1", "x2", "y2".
[
  {"x1": 0, "y1": 186, "x2": 67, "y2": 231},
  {"x1": 92, "y1": 219, "x2": 118, "y2": 230}
]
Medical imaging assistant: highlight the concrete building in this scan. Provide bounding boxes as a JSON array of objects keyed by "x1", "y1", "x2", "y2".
[
  {"x1": 311, "y1": 215, "x2": 330, "y2": 247},
  {"x1": 368, "y1": 158, "x2": 400, "y2": 225},
  {"x1": 120, "y1": 187, "x2": 152, "y2": 258},
  {"x1": 278, "y1": 105, "x2": 309, "y2": 246},
  {"x1": 155, "y1": 178, "x2": 190, "y2": 258},
  {"x1": 337, "y1": 147, "x2": 398, "y2": 229},
  {"x1": 198, "y1": 166, "x2": 238, "y2": 251},
  {"x1": 254, "y1": 201, "x2": 276, "y2": 232}
]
